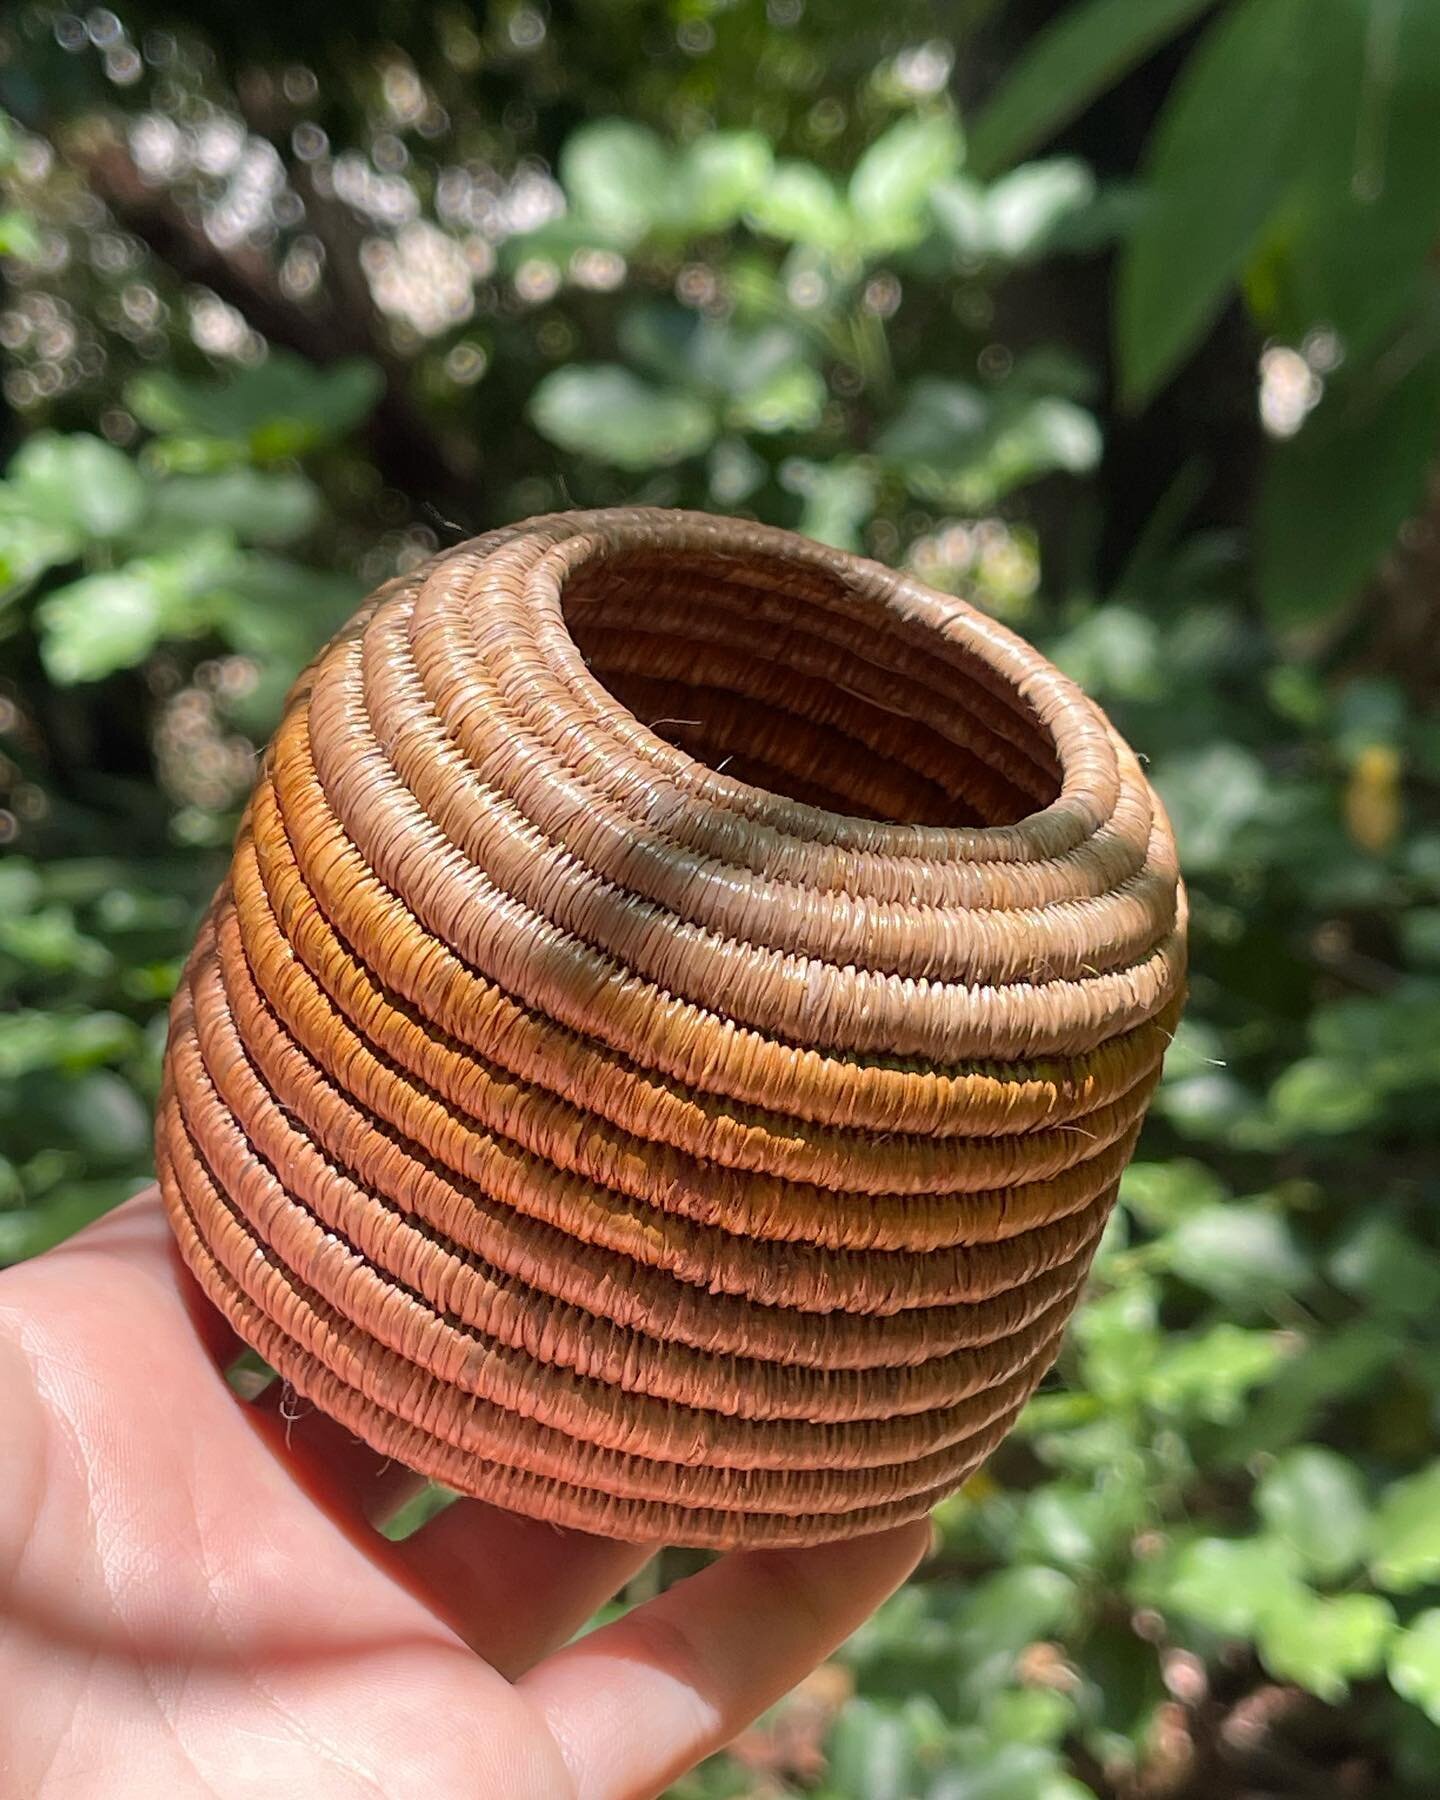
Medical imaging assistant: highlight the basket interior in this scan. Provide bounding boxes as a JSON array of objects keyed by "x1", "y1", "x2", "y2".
[{"x1": 560, "y1": 544, "x2": 1064, "y2": 831}]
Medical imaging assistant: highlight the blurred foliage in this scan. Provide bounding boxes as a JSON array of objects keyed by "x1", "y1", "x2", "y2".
[{"x1": 2, "y1": 2, "x2": 1440, "y2": 1796}]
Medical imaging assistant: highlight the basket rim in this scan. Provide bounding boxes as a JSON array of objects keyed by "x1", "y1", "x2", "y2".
[{"x1": 434, "y1": 505, "x2": 1121, "y2": 865}]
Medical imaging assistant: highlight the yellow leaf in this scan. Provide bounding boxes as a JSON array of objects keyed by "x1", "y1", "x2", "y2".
[{"x1": 1344, "y1": 743, "x2": 1402, "y2": 854}]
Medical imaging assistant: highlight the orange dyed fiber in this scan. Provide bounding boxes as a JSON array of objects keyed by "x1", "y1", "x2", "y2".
[{"x1": 157, "y1": 508, "x2": 1186, "y2": 1549}]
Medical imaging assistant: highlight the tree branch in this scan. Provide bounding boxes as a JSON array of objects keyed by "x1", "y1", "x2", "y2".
[{"x1": 76, "y1": 136, "x2": 477, "y2": 518}]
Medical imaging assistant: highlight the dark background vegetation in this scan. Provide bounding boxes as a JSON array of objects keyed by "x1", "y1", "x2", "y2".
[{"x1": 3, "y1": 2, "x2": 1440, "y2": 1794}]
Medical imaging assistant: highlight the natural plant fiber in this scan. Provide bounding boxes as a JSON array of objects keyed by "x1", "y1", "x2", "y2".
[{"x1": 157, "y1": 507, "x2": 1186, "y2": 1549}]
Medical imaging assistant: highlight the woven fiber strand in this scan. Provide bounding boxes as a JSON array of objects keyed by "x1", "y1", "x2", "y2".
[{"x1": 157, "y1": 507, "x2": 1186, "y2": 1549}]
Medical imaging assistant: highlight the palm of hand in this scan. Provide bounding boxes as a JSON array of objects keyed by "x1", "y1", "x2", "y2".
[{"x1": 0, "y1": 1192, "x2": 926, "y2": 1800}]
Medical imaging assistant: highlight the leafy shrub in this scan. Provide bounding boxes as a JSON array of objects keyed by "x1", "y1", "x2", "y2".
[{"x1": 3, "y1": 2, "x2": 1440, "y2": 1791}]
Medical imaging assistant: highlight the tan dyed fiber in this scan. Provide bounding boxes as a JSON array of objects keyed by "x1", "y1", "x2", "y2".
[{"x1": 157, "y1": 506, "x2": 1186, "y2": 1549}]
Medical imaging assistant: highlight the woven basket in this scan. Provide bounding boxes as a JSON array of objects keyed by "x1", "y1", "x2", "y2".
[{"x1": 157, "y1": 507, "x2": 1185, "y2": 1550}]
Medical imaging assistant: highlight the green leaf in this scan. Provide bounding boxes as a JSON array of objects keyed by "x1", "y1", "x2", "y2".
[
  {"x1": 8, "y1": 432, "x2": 146, "y2": 540},
  {"x1": 0, "y1": 905, "x2": 110, "y2": 977},
  {"x1": 35, "y1": 571, "x2": 165, "y2": 684},
  {"x1": 778, "y1": 458, "x2": 876, "y2": 551},
  {"x1": 1257, "y1": 1591, "x2": 1395, "y2": 1702},
  {"x1": 1152, "y1": 742, "x2": 1268, "y2": 872},
  {"x1": 1146, "y1": 1323, "x2": 1286, "y2": 1423},
  {"x1": 672, "y1": 131, "x2": 772, "y2": 232},
  {"x1": 875, "y1": 377, "x2": 988, "y2": 462},
  {"x1": 614, "y1": 303, "x2": 699, "y2": 386},
  {"x1": 560, "y1": 119, "x2": 672, "y2": 243},
  {"x1": 969, "y1": 0, "x2": 1218, "y2": 177},
  {"x1": 1052, "y1": 608, "x2": 1160, "y2": 703},
  {"x1": 1016, "y1": 1479, "x2": 1146, "y2": 1573},
  {"x1": 932, "y1": 162, "x2": 1099, "y2": 264},
  {"x1": 983, "y1": 160, "x2": 1097, "y2": 262},
  {"x1": 0, "y1": 208, "x2": 42, "y2": 260},
  {"x1": 1219, "y1": 1324, "x2": 1396, "y2": 1468},
  {"x1": 876, "y1": 378, "x2": 1099, "y2": 506},
  {"x1": 628, "y1": 309, "x2": 822, "y2": 428},
  {"x1": 0, "y1": 1009, "x2": 141, "y2": 1079},
  {"x1": 824, "y1": 1699, "x2": 916, "y2": 1800},
  {"x1": 1390, "y1": 1610, "x2": 1440, "y2": 1725},
  {"x1": 1256, "y1": 1447, "x2": 1371, "y2": 1580},
  {"x1": 528, "y1": 366, "x2": 715, "y2": 469},
  {"x1": 706, "y1": 437, "x2": 766, "y2": 507},
  {"x1": 1280, "y1": 0, "x2": 1440, "y2": 357},
  {"x1": 35, "y1": 533, "x2": 235, "y2": 683},
  {"x1": 929, "y1": 178, "x2": 990, "y2": 258},
  {"x1": 1265, "y1": 1055, "x2": 1382, "y2": 1141},
  {"x1": 1329, "y1": 1219, "x2": 1440, "y2": 1322},
  {"x1": 1115, "y1": 0, "x2": 1307, "y2": 408},
  {"x1": 1120, "y1": 1158, "x2": 1228, "y2": 1229},
  {"x1": 924, "y1": 1741, "x2": 1089, "y2": 1800},
  {"x1": 981, "y1": 396, "x2": 1101, "y2": 495},
  {"x1": 1156, "y1": 1535, "x2": 1306, "y2": 1638},
  {"x1": 1072, "y1": 1279, "x2": 1161, "y2": 1403},
  {"x1": 54, "y1": 1069, "x2": 149, "y2": 1159},
  {"x1": 0, "y1": 500, "x2": 78, "y2": 604},
  {"x1": 848, "y1": 112, "x2": 962, "y2": 253},
  {"x1": 128, "y1": 354, "x2": 383, "y2": 459},
  {"x1": 149, "y1": 469, "x2": 320, "y2": 547},
  {"x1": 747, "y1": 161, "x2": 853, "y2": 251},
  {"x1": 1372, "y1": 1463, "x2": 1440, "y2": 1592},
  {"x1": 1257, "y1": 352, "x2": 1440, "y2": 629},
  {"x1": 953, "y1": 1566, "x2": 1081, "y2": 1704},
  {"x1": 207, "y1": 553, "x2": 364, "y2": 694},
  {"x1": 1167, "y1": 1200, "x2": 1309, "y2": 1311},
  {"x1": 726, "y1": 359, "x2": 826, "y2": 434}
]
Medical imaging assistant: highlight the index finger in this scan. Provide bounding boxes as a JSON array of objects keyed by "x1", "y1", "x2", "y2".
[{"x1": 518, "y1": 1519, "x2": 930, "y2": 1800}]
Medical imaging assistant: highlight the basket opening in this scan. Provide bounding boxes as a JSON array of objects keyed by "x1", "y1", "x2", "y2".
[{"x1": 560, "y1": 549, "x2": 1063, "y2": 830}]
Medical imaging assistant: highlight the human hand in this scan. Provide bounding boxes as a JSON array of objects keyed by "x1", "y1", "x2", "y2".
[{"x1": 0, "y1": 1188, "x2": 929, "y2": 1799}]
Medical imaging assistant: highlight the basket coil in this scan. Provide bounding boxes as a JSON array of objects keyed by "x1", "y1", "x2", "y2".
[{"x1": 157, "y1": 507, "x2": 1186, "y2": 1549}]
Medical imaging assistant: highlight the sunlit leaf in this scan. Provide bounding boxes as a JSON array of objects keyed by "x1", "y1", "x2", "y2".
[
  {"x1": 1119, "y1": 1158, "x2": 1228, "y2": 1228},
  {"x1": 824, "y1": 1699, "x2": 916, "y2": 1800},
  {"x1": 848, "y1": 112, "x2": 962, "y2": 253},
  {"x1": 8, "y1": 432, "x2": 146, "y2": 539},
  {"x1": 560, "y1": 119, "x2": 673, "y2": 243},
  {"x1": 1329, "y1": 1218, "x2": 1440, "y2": 1322},
  {"x1": 149, "y1": 469, "x2": 320, "y2": 547},
  {"x1": 0, "y1": 1009, "x2": 141, "y2": 1079},
  {"x1": 953, "y1": 1566, "x2": 1081, "y2": 1703},
  {"x1": 35, "y1": 532, "x2": 235, "y2": 683},
  {"x1": 1152, "y1": 741, "x2": 1268, "y2": 871},
  {"x1": 747, "y1": 161, "x2": 853, "y2": 251},
  {"x1": 984, "y1": 160, "x2": 1097, "y2": 261},
  {"x1": 877, "y1": 378, "x2": 1099, "y2": 506},
  {"x1": 778, "y1": 458, "x2": 875, "y2": 550},
  {"x1": 672, "y1": 131, "x2": 772, "y2": 231},
  {"x1": 529, "y1": 365, "x2": 715, "y2": 468},
  {"x1": 1390, "y1": 1611, "x2": 1440, "y2": 1725},
  {"x1": 0, "y1": 209, "x2": 42, "y2": 260},
  {"x1": 1372, "y1": 1464, "x2": 1440, "y2": 1592},
  {"x1": 1146, "y1": 1324, "x2": 1286, "y2": 1423},
  {"x1": 1154, "y1": 1535, "x2": 1305, "y2": 1637},
  {"x1": 128, "y1": 354, "x2": 383, "y2": 459},
  {"x1": 1257, "y1": 1591, "x2": 1395, "y2": 1702},
  {"x1": 1256, "y1": 1447, "x2": 1371, "y2": 1580},
  {"x1": 0, "y1": 501, "x2": 78, "y2": 604},
  {"x1": 1167, "y1": 1200, "x2": 1309, "y2": 1310}
]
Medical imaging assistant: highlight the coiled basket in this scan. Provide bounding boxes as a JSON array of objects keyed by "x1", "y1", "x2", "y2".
[{"x1": 157, "y1": 507, "x2": 1185, "y2": 1550}]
